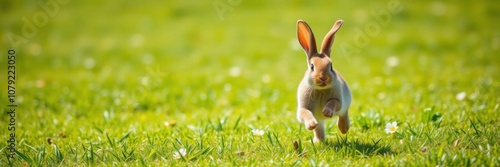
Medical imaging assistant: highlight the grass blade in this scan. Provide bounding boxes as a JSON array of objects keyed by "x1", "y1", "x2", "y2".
[
  {"x1": 106, "y1": 133, "x2": 115, "y2": 147},
  {"x1": 16, "y1": 150, "x2": 33, "y2": 165},
  {"x1": 54, "y1": 144, "x2": 64, "y2": 163},
  {"x1": 119, "y1": 131, "x2": 132, "y2": 143},
  {"x1": 233, "y1": 115, "x2": 242, "y2": 130}
]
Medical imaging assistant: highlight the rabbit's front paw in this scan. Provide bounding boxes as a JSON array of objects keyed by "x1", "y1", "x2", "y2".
[
  {"x1": 322, "y1": 108, "x2": 334, "y2": 118},
  {"x1": 304, "y1": 119, "x2": 318, "y2": 130}
]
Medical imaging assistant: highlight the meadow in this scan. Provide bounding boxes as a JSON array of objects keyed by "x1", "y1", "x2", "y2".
[{"x1": 1, "y1": 0, "x2": 499, "y2": 166}]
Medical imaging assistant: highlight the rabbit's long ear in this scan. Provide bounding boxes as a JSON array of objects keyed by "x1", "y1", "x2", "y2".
[
  {"x1": 321, "y1": 20, "x2": 343, "y2": 56},
  {"x1": 297, "y1": 20, "x2": 317, "y2": 57}
]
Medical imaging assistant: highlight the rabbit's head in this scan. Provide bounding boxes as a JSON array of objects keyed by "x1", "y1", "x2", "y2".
[{"x1": 297, "y1": 20, "x2": 343, "y2": 90}]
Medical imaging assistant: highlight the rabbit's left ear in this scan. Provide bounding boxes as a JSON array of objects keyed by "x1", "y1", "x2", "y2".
[{"x1": 321, "y1": 20, "x2": 343, "y2": 56}]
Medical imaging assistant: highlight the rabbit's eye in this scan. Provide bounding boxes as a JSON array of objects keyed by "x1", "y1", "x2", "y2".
[
  {"x1": 330, "y1": 65, "x2": 333, "y2": 72},
  {"x1": 310, "y1": 64, "x2": 314, "y2": 71}
]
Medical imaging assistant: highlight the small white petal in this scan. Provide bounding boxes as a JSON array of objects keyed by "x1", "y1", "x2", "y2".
[
  {"x1": 173, "y1": 148, "x2": 187, "y2": 159},
  {"x1": 456, "y1": 92, "x2": 466, "y2": 101},
  {"x1": 252, "y1": 129, "x2": 265, "y2": 136},
  {"x1": 229, "y1": 66, "x2": 241, "y2": 77},
  {"x1": 386, "y1": 56, "x2": 399, "y2": 67}
]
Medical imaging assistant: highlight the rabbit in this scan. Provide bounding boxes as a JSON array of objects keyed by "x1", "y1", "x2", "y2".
[{"x1": 296, "y1": 19, "x2": 351, "y2": 143}]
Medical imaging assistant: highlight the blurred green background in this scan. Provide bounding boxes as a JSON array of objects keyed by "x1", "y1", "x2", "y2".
[
  {"x1": 1, "y1": 0, "x2": 497, "y2": 111},
  {"x1": 1, "y1": 0, "x2": 499, "y2": 165}
]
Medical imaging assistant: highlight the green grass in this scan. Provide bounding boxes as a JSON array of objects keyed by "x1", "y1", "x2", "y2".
[{"x1": 1, "y1": 0, "x2": 499, "y2": 166}]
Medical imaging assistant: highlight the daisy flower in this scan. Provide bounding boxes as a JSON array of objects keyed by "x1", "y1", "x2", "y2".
[
  {"x1": 173, "y1": 148, "x2": 186, "y2": 159},
  {"x1": 385, "y1": 122, "x2": 398, "y2": 134},
  {"x1": 252, "y1": 129, "x2": 265, "y2": 136}
]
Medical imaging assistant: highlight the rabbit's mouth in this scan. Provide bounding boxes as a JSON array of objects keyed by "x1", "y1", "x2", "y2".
[{"x1": 315, "y1": 82, "x2": 331, "y2": 89}]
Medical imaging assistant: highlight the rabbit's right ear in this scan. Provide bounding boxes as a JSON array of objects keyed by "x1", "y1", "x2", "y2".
[{"x1": 297, "y1": 20, "x2": 317, "y2": 57}]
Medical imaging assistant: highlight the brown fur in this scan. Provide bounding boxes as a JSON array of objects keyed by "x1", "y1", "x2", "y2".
[{"x1": 296, "y1": 20, "x2": 351, "y2": 142}]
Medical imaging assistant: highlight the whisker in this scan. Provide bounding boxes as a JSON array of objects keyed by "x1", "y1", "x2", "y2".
[{"x1": 308, "y1": 84, "x2": 314, "y2": 101}]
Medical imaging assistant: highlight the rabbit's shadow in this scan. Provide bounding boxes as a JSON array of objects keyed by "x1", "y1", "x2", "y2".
[{"x1": 322, "y1": 136, "x2": 393, "y2": 156}]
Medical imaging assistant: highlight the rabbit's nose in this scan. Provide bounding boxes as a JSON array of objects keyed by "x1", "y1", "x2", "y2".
[{"x1": 319, "y1": 77, "x2": 327, "y2": 81}]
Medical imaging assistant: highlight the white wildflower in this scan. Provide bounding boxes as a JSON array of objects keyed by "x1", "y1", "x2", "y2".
[
  {"x1": 456, "y1": 91, "x2": 466, "y2": 101},
  {"x1": 173, "y1": 148, "x2": 186, "y2": 159},
  {"x1": 252, "y1": 129, "x2": 265, "y2": 136},
  {"x1": 385, "y1": 122, "x2": 398, "y2": 134}
]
